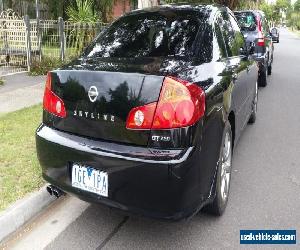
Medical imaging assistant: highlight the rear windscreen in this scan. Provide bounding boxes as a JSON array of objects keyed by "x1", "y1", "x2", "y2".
[
  {"x1": 234, "y1": 12, "x2": 257, "y2": 32},
  {"x1": 84, "y1": 11, "x2": 205, "y2": 58},
  {"x1": 271, "y1": 28, "x2": 278, "y2": 34}
]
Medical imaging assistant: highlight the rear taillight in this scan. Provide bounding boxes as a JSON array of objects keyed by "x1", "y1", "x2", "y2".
[
  {"x1": 256, "y1": 16, "x2": 265, "y2": 47},
  {"x1": 126, "y1": 77, "x2": 205, "y2": 130},
  {"x1": 43, "y1": 72, "x2": 66, "y2": 118},
  {"x1": 257, "y1": 33, "x2": 265, "y2": 47},
  {"x1": 126, "y1": 102, "x2": 157, "y2": 129}
]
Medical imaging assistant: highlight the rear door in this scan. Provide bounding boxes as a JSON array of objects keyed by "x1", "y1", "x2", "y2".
[
  {"x1": 227, "y1": 13, "x2": 257, "y2": 119},
  {"x1": 219, "y1": 11, "x2": 252, "y2": 132}
]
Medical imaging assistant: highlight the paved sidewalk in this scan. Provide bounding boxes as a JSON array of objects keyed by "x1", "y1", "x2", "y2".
[{"x1": 0, "y1": 73, "x2": 46, "y2": 113}]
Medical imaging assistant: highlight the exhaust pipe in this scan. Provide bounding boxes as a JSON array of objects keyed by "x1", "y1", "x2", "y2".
[
  {"x1": 46, "y1": 185, "x2": 53, "y2": 195},
  {"x1": 46, "y1": 185, "x2": 64, "y2": 198}
]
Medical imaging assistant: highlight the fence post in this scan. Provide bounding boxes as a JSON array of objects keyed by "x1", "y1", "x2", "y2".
[
  {"x1": 24, "y1": 15, "x2": 31, "y2": 72},
  {"x1": 36, "y1": 0, "x2": 42, "y2": 61},
  {"x1": 58, "y1": 17, "x2": 65, "y2": 61}
]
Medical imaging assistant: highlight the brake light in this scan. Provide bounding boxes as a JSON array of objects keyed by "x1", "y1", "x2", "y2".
[
  {"x1": 257, "y1": 32, "x2": 265, "y2": 47},
  {"x1": 126, "y1": 77, "x2": 205, "y2": 130},
  {"x1": 126, "y1": 102, "x2": 157, "y2": 129},
  {"x1": 256, "y1": 16, "x2": 265, "y2": 47},
  {"x1": 43, "y1": 72, "x2": 66, "y2": 118}
]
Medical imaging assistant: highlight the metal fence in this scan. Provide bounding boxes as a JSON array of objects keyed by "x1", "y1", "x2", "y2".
[
  {"x1": 39, "y1": 19, "x2": 107, "y2": 61},
  {"x1": 0, "y1": 9, "x2": 107, "y2": 77}
]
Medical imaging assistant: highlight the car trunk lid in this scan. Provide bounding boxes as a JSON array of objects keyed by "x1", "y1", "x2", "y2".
[{"x1": 46, "y1": 69, "x2": 164, "y2": 146}]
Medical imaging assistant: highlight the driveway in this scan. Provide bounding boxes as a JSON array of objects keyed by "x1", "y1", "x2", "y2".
[{"x1": 0, "y1": 73, "x2": 45, "y2": 113}]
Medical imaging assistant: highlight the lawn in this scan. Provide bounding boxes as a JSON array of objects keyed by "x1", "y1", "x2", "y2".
[{"x1": 0, "y1": 104, "x2": 44, "y2": 211}]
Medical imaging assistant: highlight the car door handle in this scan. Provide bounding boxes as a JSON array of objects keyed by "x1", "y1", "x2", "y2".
[{"x1": 233, "y1": 73, "x2": 238, "y2": 80}]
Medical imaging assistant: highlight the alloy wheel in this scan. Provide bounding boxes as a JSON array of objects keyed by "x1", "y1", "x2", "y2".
[{"x1": 220, "y1": 131, "x2": 232, "y2": 202}]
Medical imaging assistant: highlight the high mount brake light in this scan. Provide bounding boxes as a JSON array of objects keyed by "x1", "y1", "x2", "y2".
[
  {"x1": 43, "y1": 72, "x2": 66, "y2": 118},
  {"x1": 126, "y1": 77, "x2": 205, "y2": 130}
]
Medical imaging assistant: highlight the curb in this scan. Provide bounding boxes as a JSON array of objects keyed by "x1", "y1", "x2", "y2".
[{"x1": 0, "y1": 185, "x2": 56, "y2": 243}]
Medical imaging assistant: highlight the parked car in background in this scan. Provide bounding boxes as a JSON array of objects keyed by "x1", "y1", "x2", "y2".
[
  {"x1": 271, "y1": 27, "x2": 280, "y2": 43},
  {"x1": 36, "y1": 4, "x2": 258, "y2": 220},
  {"x1": 234, "y1": 10, "x2": 274, "y2": 87}
]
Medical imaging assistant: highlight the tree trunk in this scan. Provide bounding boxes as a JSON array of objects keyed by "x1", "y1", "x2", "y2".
[{"x1": 7, "y1": 0, "x2": 13, "y2": 8}]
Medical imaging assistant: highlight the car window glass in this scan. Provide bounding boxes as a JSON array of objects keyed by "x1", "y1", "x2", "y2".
[
  {"x1": 84, "y1": 12, "x2": 203, "y2": 58},
  {"x1": 214, "y1": 16, "x2": 227, "y2": 59},
  {"x1": 228, "y1": 14, "x2": 245, "y2": 56},
  {"x1": 263, "y1": 18, "x2": 270, "y2": 34},
  {"x1": 218, "y1": 13, "x2": 235, "y2": 57},
  {"x1": 229, "y1": 14, "x2": 245, "y2": 52},
  {"x1": 220, "y1": 12, "x2": 244, "y2": 57},
  {"x1": 234, "y1": 12, "x2": 257, "y2": 31}
]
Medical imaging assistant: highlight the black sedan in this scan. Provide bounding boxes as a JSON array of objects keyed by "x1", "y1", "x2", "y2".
[{"x1": 36, "y1": 4, "x2": 258, "y2": 220}]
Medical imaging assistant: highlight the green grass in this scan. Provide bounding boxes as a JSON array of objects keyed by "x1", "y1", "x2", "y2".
[
  {"x1": 0, "y1": 105, "x2": 44, "y2": 211},
  {"x1": 0, "y1": 78, "x2": 4, "y2": 86},
  {"x1": 42, "y1": 46, "x2": 79, "y2": 58}
]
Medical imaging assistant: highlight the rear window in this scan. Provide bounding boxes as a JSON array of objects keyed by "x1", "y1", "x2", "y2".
[
  {"x1": 84, "y1": 11, "x2": 204, "y2": 58},
  {"x1": 234, "y1": 12, "x2": 257, "y2": 32},
  {"x1": 271, "y1": 28, "x2": 278, "y2": 34}
]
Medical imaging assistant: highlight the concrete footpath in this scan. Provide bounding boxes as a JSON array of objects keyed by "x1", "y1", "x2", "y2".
[{"x1": 0, "y1": 73, "x2": 46, "y2": 113}]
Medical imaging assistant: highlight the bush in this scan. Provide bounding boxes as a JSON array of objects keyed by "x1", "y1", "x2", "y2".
[{"x1": 29, "y1": 57, "x2": 63, "y2": 76}]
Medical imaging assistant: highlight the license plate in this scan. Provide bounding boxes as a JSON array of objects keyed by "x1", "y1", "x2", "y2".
[{"x1": 71, "y1": 164, "x2": 108, "y2": 197}]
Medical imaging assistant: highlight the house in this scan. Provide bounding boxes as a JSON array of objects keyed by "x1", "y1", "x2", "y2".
[{"x1": 110, "y1": 0, "x2": 159, "y2": 20}]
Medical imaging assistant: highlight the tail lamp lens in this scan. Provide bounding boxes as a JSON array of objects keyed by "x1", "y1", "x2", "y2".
[
  {"x1": 126, "y1": 102, "x2": 157, "y2": 129},
  {"x1": 43, "y1": 72, "x2": 66, "y2": 118},
  {"x1": 257, "y1": 33, "x2": 265, "y2": 46},
  {"x1": 126, "y1": 77, "x2": 205, "y2": 130}
]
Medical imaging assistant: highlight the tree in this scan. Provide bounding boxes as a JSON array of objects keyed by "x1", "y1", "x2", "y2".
[
  {"x1": 294, "y1": 0, "x2": 300, "y2": 12},
  {"x1": 67, "y1": 0, "x2": 97, "y2": 22}
]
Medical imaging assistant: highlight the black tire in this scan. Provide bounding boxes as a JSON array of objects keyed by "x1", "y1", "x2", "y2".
[
  {"x1": 248, "y1": 82, "x2": 258, "y2": 124},
  {"x1": 258, "y1": 65, "x2": 268, "y2": 87},
  {"x1": 267, "y1": 63, "x2": 272, "y2": 75},
  {"x1": 206, "y1": 122, "x2": 233, "y2": 216}
]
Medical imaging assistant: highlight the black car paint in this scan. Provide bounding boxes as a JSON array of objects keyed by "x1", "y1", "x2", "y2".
[{"x1": 36, "y1": 5, "x2": 258, "y2": 220}]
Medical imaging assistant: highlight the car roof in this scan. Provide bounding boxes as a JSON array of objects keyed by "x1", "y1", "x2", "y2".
[{"x1": 125, "y1": 4, "x2": 223, "y2": 20}]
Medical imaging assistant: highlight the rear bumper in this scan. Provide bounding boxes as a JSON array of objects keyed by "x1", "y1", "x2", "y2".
[{"x1": 36, "y1": 124, "x2": 212, "y2": 220}]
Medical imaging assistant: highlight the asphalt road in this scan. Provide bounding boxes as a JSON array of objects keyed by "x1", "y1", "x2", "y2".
[{"x1": 2, "y1": 29, "x2": 300, "y2": 250}]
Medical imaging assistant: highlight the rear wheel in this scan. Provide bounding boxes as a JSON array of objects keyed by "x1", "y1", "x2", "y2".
[
  {"x1": 206, "y1": 123, "x2": 232, "y2": 216},
  {"x1": 248, "y1": 82, "x2": 258, "y2": 124},
  {"x1": 267, "y1": 60, "x2": 272, "y2": 75},
  {"x1": 258, "y1": 64, "x2": 268, "y2": 87}
]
